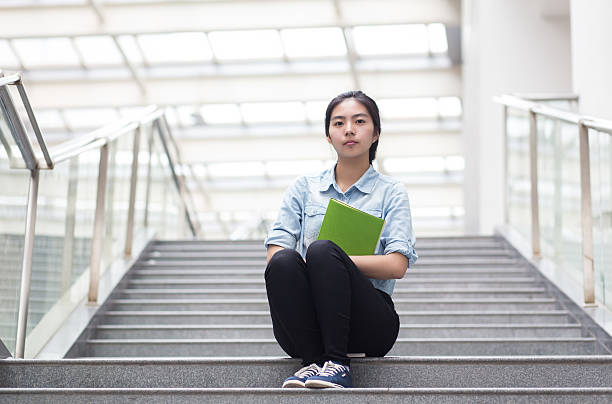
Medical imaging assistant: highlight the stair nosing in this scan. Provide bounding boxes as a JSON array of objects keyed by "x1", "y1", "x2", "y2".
[
  {"x1": 95, "y1": 324, "x2": 583, "y2": 330},
  {"x1": 3, "y1": 387, "x2": 612, "y2": 394},
  {"x1": 102, "y1": 310, "x2": 572, "y2": 315},
  {"x1": 10, "y1": 355, "x2": 612, "y2": 365},
  {"x1": 85, "y1": 337, "x2": 599, "y2": 344}
]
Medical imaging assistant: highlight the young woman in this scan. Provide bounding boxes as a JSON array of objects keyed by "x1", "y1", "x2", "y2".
[{"x1": 264, "y1": 90, "x2": 417, "y2": 389}]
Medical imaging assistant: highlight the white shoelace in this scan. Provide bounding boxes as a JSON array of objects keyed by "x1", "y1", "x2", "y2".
[
  {"x1": 294, "y1": 363, "x2": 322, "y2": 378},
  {"x1": 318, "y1": 361, "x2": 349, "y2": 377}
]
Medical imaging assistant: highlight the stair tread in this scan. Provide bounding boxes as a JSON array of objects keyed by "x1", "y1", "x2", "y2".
[
  {"x1": 86, "y1": 337, "x2": 598, "y2": 343},
  {"x1": 3, "y1": 387, "x2": 612, "y2": 392},
  {"x1": 110, "y1": 298, "x2": 557, "y2": 303},
  {"x1": 103, "y1": 310, "x2": 572, "y2": 315},
  {"x1": 13, "y1": 355, "x2": 612, "y2": 364},
  {"x1": 118, "y1": 287, "x2": 549, "y2": 293},
  {"x1": 95, "y1": 324, "x2": 582, "y2": 329}
]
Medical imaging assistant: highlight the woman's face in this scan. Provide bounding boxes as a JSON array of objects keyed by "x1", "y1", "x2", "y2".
[{"x1": 327, "y1": 98, "x2": 378, "y2": 163}]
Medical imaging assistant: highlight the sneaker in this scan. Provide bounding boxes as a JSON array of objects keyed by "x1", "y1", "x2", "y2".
[
  {"x1": 282, "y1": 363, "x2": 322, "y2": 388},
  {"x1": 305, "y1": 360, "x2": 353, "y2": 389}
]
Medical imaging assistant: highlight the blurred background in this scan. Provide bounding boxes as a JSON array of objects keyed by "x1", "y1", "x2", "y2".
[{"x1": 0, "y1": 0, "x2": 605, "y2": 240}]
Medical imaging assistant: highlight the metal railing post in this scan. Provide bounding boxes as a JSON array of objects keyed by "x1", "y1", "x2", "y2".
[
  {"x1": 15, "y1": 168, "x2": 40, "y2": 359},
  {"x1": 125, "y1": 126, "x2": 141, "y2": 257},
  {"x1": 578, "y1": 122, "x2": 595, "y2": 305},
  {"x1": 528, "y1": 110, "x2": 541, "y2": 257},
  {"x1": 88, "y1": 144, "x2": 109, "y2": 304}
]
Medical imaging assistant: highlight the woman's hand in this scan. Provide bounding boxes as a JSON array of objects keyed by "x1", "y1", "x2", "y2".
[{"x1": 349, "y1": 252, "x2": 408, "y2": 280}]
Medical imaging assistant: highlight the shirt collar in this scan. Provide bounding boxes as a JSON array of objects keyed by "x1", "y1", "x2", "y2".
[{"x1": 319, "y1": 164, "x2": 378, "y2": 194}]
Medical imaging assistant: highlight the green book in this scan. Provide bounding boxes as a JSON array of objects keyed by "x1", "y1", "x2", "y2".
[{"x1": 317, "y1": 198, "x2": 385, "y2": 256}]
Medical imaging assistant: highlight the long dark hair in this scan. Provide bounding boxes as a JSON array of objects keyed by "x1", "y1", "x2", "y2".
[{"x1": 324, "y1": 90, "x2": 381, "y2": 164}]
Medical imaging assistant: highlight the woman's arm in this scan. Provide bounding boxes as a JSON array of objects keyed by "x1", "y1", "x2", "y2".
[
  {"x1": 264, "y1": 177, "x2": 306, "y2": 261},
  {"x1": 349, "y1": 252, "x2": 408, "y2": 280},
  {"x1": 266, "y1": 244, "x2": 285, "y2": 263}
]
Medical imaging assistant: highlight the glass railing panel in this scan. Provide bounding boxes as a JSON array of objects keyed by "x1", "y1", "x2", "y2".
[
  {"x1": 0, "y1": 99, "x2": 21, "y2": 166},
  {"x1": 71, "y1": 149, "x2": 98, "y2": 283},
  {"x1": 537, "y1": 116, "x2": 583, "y2": 288},
  {"x1": 590, "y1": 129, "x2": 612, "y2": 309},
  {"x1": 101, "y1": 135, "x2": 133, "y2": 270},
  {"x1": 148, "y1": 128, "x2": 187, "y2": 239},
  {"x1": 133, "y1": 124, "x2": 152, "y2": 239},
  {"x1": 23, "y1": 151, "x2": 100, "y2": 357},
  {"x1": 0, "y1": 157, "x2": 29, "y2": 356},
  {"x1": 506, "y1": 107, "x2": 531, "y2": 241},
  {"x1": 538, "y1": 100, "x2": 578, "y2": 112},
  {"x1": 23, "y1": 159, "x2": 71, "y2": 356}
]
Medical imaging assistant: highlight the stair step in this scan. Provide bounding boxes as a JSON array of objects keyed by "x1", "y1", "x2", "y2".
[
  {"x1": 108, "y1": 298, "x2": 560, "y2": 311},
  {"x1": 2, "y1": 387, "x2": 611, "y2": 403},
  {"x1": 94, "y1": 324, "x2": 585, "y2": 339},
  {"x1": 83, "y1": 337, "x2": 604, "y2": 357},
  {"x1": 152, "y1": 237, "x2": 505, "y2": 249},
  {"x1": 100, "y1": 310, "x2": 574, "y2": 325},
  {"x1": 6, "y1": 357, "x2": 612, "y2": 388},
  {"x1": 128, "y1": 268, "x2": 532, "y2": 279},
  {"x1": 141, "y1": 248, "x2": 515, "y2": 259},
  {"x1": 134, "y1": 257, "x2": 521, "y2": 268},
  {"x1": 136, "y1": 260, "x2": 265, "y2": 268},
  {"x1": 126, "y1": 277, "x2": 542, "y2": 289},
  {"x1": 116, "y1": 287, "x2": 550, "y2": 299},
  {"x1": 414, "y1": 257, "x2": 520, "y2": 266},
  {"x1": 406, "y1": 267, "x2": 530, "y2": 276}
]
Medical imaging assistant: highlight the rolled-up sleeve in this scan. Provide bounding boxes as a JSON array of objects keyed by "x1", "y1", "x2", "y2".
[
  {"x1": 264, "y1": 177, "x2": 305, "y2": 251},
  {"x1": 380, "y1": 182, "x2": 418, "y2": 267}
]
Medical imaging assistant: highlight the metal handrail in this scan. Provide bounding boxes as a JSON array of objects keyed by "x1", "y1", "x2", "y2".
[
  {"x1": 495, "y1": 93, "x2": 612, "y2": 307},
  {"x1": 495, "y1": 94, "x2": 612, "y2": 134},
  {"x1": 512, "y1": 93, "x2": 579, "y2": 102},
  {"x1": 0, "y1": 71, "x2": 52, "y2": 169},
  {"x1": 0, "y1": 73, "x2": 202, "y2": 358}
]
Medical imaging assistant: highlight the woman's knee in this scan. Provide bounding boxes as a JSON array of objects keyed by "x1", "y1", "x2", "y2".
[
  {"x1": 306, "y1": 239, "x2": 339, "y2": 261},
  {"x1": 265, "y1": 248, "x2": 303, "y2": 280}
]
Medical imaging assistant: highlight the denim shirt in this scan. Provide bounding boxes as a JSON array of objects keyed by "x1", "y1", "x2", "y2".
[{"x1": 264, "y1": 164, "x2": 418, "y2": 296}]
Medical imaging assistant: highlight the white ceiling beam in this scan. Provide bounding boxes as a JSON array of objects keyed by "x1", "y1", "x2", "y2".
[
  {"x1": 23, "y1": 68, "x2": 461, "y2": 108},
  {"x1": 88, "y1": 0, "x2": 105, "y2": 25},
  {"x1": 333, "y1": 0, "x2": 359, "y2": 90},
  {"x1": 176, "y1": 131, "x2": 463, "y2": 164},
  {"x1": 0, "y1": 0, "x2": 459, "y2": 38},
  {"x1": 111, "y1": 35, "x2": 147, "y2": 95},
  {"x1": 337, "y1": 0, "x2": 460, "y2": 26},
  {"x1": 2, "y1": 22, "x2": 456, "y2": 39}
]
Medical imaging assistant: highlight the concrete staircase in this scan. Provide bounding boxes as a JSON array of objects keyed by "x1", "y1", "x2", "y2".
[{"x1": 2, "y1": 236, "x2": 612, "y2": 402}]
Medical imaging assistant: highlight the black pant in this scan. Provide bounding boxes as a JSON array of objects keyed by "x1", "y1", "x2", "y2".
[{"x1": 264, "y1": 239, "x2": 400, "y2": 366}]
